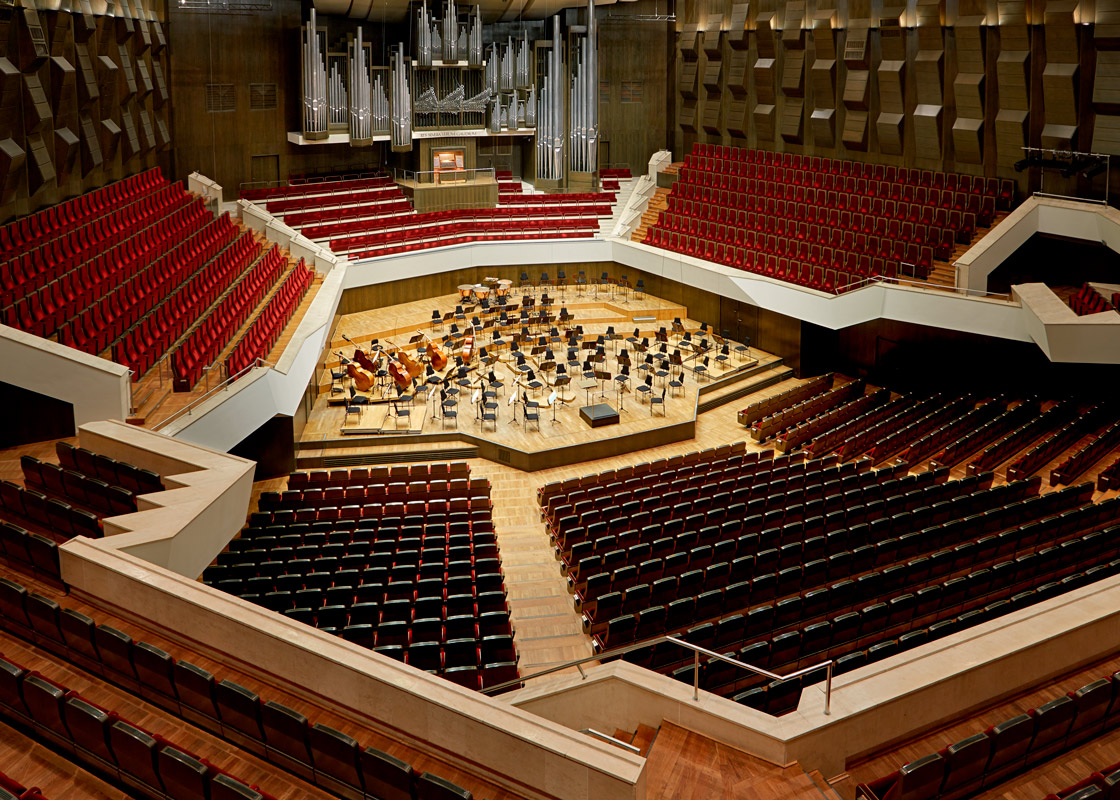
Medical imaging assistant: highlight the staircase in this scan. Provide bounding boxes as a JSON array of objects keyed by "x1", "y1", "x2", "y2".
[
  {"x1": 631, "y1": 187, "x2": 669, "y2": 244},
  {"x1": 598, "y1": 177, "x2": 637, "y2": 238}
]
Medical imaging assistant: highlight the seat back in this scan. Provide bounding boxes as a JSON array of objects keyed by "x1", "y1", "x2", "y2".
[
  {"x1": 885, "y1": 753, "x2": 944, "y2": 800},
  {"x1": 360, "y1": 747, "x2": 414, "y2": 800},
  {"x1": 939, "y1": 732, "x2": 990, "y2": 795},
  {"x1": 261, "y1": 700, "x2": 313, "y2": 771},
  {"x1": 64, "y1": 696, "x2": 115, "y2": 767},
  {"x1": 158, "y1": 746, "x2": 211, "y2": 800},
  {"x1": 211, "y1": 774, "x2": 265, "y2": 800},
  {"x1": 416, "y1": 772, "x2": 473, "y2": 800},
  {"x1": 215, "y1": 679, "x2": 264, "y2": 744},
  {"x1": 173, "y1": 660, "x2": 221, "y2": 732},
  {"x1": 310, "y1": 723, "x2": 364, "y2": 800},
  {"x1": 110, "y1": 720, "x2": 163, "y2": 792},
  {"x1": 22, "y1": 674, "x2": 70, "y2": 745}
]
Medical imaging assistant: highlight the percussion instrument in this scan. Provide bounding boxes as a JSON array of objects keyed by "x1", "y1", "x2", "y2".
[
  {"x1": 496, "y1": 279, "x2": 512, "y2": 298},
  {"x1": 458, "y1": 284, "x2": 474, "y2": 301},
  {"x1": 473, "y1": 284, "x2": 491, "y2": 301}
]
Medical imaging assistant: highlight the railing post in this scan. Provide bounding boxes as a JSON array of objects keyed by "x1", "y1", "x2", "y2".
[
  {"x1": 692, "y1": 650, "x2": 700, "y2": 701},
  {"x1": 824, "y1": 661, "x2": 833, "y2": 715}
]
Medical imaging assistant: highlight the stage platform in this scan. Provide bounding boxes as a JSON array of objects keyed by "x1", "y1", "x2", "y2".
[{"x1": 305, "y1": 286, "x2": 795, "y2": 470}]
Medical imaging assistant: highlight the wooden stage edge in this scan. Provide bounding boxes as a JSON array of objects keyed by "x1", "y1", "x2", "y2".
[{"x1": 299, "y1": 359, "x2": 790, "y2": 471}]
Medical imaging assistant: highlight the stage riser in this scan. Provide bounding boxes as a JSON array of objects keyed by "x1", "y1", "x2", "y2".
[{"x1": 697, "y1": 366, "x2": 794, "y2": 414}]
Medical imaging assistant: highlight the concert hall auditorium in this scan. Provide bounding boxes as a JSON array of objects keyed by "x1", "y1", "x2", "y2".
[{"x1": 3, "y1": 0, "x2": 1120, "y2": 797}]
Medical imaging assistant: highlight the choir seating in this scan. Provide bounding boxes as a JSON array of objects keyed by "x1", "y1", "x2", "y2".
[
  {"x1": 224, "y1": 259, "x2": 315, "y2": 377},
  {"x1": 1070, "y1": 284, "x2": 1116, "y2": 316},
  {"x1": 642, "y1": 144, "x2": 1015, "y2": 294}
]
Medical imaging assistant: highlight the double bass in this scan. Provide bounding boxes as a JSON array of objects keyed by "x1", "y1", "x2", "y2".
[
  {"x1": 383, "y1": 346, "x2": 412, "y2": 392},
  {"x1": 341, "y1": 334, "x2": 379, "y2": 373},
  {"x1": 420, "y1": 331, "x2": 448, "y2": 371},
  {"x1": 386, "y1": 339, "x2": 423, "y2": 380},
  {"x1": 339, "y1": 352, "x2": 375, "y2": 393},
  {"x1": 461, "y1": 330, "x2": 476, "y2": 363}
]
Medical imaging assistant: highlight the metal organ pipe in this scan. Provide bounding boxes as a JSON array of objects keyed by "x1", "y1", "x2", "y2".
[
  {"x1": 349, "y1": 28, "x2": 371, "y2": 140},
  {"x1": 442, "y1": 0, "x2": 457, "y2": 62},
  {"x1": 536, "y1": 17, "x2": 564, "y2": 180},
  {"x1": 372, "y1": 72, "x2": 389, "y2": 134},
  {"x1": 416, "y1": 0, "x2": 433, "y2": 67},
  {"x1": 302, "y1": 7, "x2": 328, "y2": 137},
  {"x1": 569, "y1": 0, "x2": 598, "y2": 173},
  {"x1": 391, "y1": 45, "x2": 412, "y2": 148},
  {"x1": 468, "y1": 6, "x2": 482, "y2": 68}
]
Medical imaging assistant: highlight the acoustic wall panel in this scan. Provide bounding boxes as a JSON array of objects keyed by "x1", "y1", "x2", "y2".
[
  {"x1": 727, "y1": 99, "x2": 749, "y2": 137},
  {"x1": 100, "y1": 117, "x2": 121, "y2": 161},
  {"x1": 0, "y1": 138, "x2": 27, "y2": 206},
  {"x1": 23, "y1": 74, "x2": 52, "y2": 131},
  {"x1": 729, "y1": 3, "x2": 749, "y2": 50},
  {"x1": 953, "y1": 18, "x2": 985, "y2": 163},
  {"x1": 842, "y1": 21, "x2": 870, "y2": 150},
  {"x1": 782, "y1": 98, "x2": 804, "y2": 142},
  {"x1": 755, "y1": 11, "x2": 778, "y2": 142},
  {"x1": 703, "y1": 14, "x2": 722, "y2": 59},
  {"x1": 79, "y1": 112, "x2": 102, "y2": 175},
  {"x1": 913, "y1": 0, "x2": 944, "y2": 155},
  {"x1": 703, "y1": 95, "x2": 722, "y2": 134},
  {"x1": 996, "y1": 0, "x2": 1031, "y2": 164},
  {"x1": 1041, "y1": 2, "x2": 1079, "y2": 148},
  {"x1": 48, "y1": 56, "x2": 75, "y2": 115},
  {"x1": 1093, "y1": 2, "x2": 1120, "y2": 154},
  {"x1": 728, "y1": 50, "x2": 750, "y2": 97},
  {"x1": 25, "y1": 132, "x2": 56, "y2": 195},
  {"x1": 54, "y1": 125, "x2": 79, "y2": 182},
  {"x1": 810, "y1": 12, "x2": 836, "y2": 147}
]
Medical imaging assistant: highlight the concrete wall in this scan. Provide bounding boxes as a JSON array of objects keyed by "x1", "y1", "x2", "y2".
[{"x1": 0, "y1": 325, "x2": 131, "y2": 426}]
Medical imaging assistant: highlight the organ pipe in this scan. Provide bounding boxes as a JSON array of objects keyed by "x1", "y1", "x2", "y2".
[
  {"x1": 442, "y1": 0, "x2": 457, "y2": 62},
  {"x1": 536, "y1": 17, "x2": 564, "y2": 180},
  {"x1": 329, "y1": 59, "x2": 347, "y2": 127},
  {"x1": 568, "y1": 0, "x2": 598, "y2": 173},
  {"x1": 372, "y1": 72, "x2": 389, "y2": 134},
  {"x1": 391, "y1": 45, "x2": 412, "y2": 149},
  {"x1": 416, "y1": 0, "x2": 433, "y2": 67},
  {"x1": 468, "y1": 6, "x2": 482, "y2": 67},
  {"x1": 302, "y1": 7, "x2": 328, "y2": 138},
  {"x1": 348, "y1": 29, "x2": 371, "y2": 141}
]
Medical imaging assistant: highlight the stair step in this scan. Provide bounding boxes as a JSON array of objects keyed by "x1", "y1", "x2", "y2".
[
  {"x1": 612, "y1": 728, "x2": 634, "y2": 744},
  {"x1": 806, "y1": 768, "x2": 845, "y2": 800},
  {"x1": 630, "y1": 724, "x2": 659, "y2": 757}
]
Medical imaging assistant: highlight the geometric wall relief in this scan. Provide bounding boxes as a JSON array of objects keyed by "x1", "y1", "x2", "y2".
[
  {"x1": 118, "y1": 45, "x2": 137, "y2": 101},
  {"x1": 1041, "y1": 0, "x2": 1079, "y2": 150},
  {"x1": 952, "y1": 19, "x2": 985, "y2": 163},
  {"x1": 681, "y1": 60, "x2": 699, "y2": 99},
  {"x1": 842, "y1": 20, "x2": 870, "y2": 150},
  {"x1": 728, "y1": 49, "x2": 750, "y2": 97},
  {"x1": 152, "y1": 59, "x2": 168, "y2": 107},
  {"x1": 996, "y1": 0, "x2": 1031, "y2": 164},
  {"x1": 75, "y1": 43, "x2": 100, "y2": 108},
  {"x1": 49, "y1": 55, "x2": 76, "y2": 115},
  {"x1": 729, "y1": 3, "x2": 750, "y2": 50},
  {"x1": 25, "y1": 131, "x2": 57, "y2": 196},
  {"x1": 810, "y1": 11, "x2": 837, "y2": 147},
  {"x1": 755, "y1": 11, "x2": 778, "y2": 143},
  {"x1": 120, "y1": 105, "x2": 140, "y2": 161},
  {"x1": 877, "y1": 10, "x2": 906, "y2": 155},
  {"x1": 913, "y1": 0, "x2": 944, "y2": 156},
  {"x1": 100, "y1": 117, "x2": 121, "y2": 161},
  {"x1": 79, "y1": 112, "x2": 103, "y2": 175},
  {"x1": 23, "y1": 74, "x2": 53, "y2": 132},
  {"x1": 703, "y1": 13, "x2": 722, "y2": 140},
  {"x1": 0, "y1": 138, "x2": 27, "y2": 206},
  {"x1": 0, "y1": 59, "x2": 20, "y2": 140},
  {"x1": 703, "y1": 97, "x2": 722, "y2": 135},
  {"x1": 1092, "y1": 3, "x2": 1120, "y2": 155},
  {"x1": 727, "y1": 98, "x2": 750, "y2": 137},
  {"x1": 54, "y1": 125, "x2": 79, "y2": 182},
  {"x1": 18, "y1": 7, "x2": 50, "y2": 72},
  {"x1": 781, "y1": 0, "x2": 806, "y2": 143}
]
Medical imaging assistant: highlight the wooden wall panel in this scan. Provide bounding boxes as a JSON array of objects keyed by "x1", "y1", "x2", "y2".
[
  {"x1": 913, "y1": 0, "x2": 943, "y2": 157},
  {"x1": 996, "y1": 0, "x2": 1031, "y2": 166},
  {"x1": 0, "y1": 0, "x2": 168, "y2": 223},
  {"x1": 810, "y1": 12, "x2": 836, "y2": 147},
  {"x1": 952, "y1": 18, "x2": 985, "y2": 163},
  {"x1": 1041, "y1": 1, "x2": 1081, "y2": 149},
  {"x1": 841, "y1": 20, "x2": 870, "y2": 150},
  {"x1": 1094, "y1": 1, "x2": 1120, "y2": 154}
]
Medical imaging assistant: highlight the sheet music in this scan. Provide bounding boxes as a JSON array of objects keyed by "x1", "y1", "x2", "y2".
[
  {"x1": 471, "y1": 389, "x2": 481, "y2": 404},
  {"x1": 548, "y1": 390, "x2": 557, "y2": 407}
]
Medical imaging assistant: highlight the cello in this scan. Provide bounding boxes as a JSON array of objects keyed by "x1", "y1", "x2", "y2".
[
  {"x1": 387, "y1": 339, "x2": 423, "y2": 380},
  {"x1": 420, "y1": 331, "x2": 448, "y2": 371},
  {"x1": 339, "y1": 352, "x2": 375, "y2": 393},
  {"x1": 384, "y1": 346, "x2": 412, "y2": 392},
  {"x1": 461, "y1": 329, "x2": 476, "y2": 363},
  {"x1": 341, "y1": 334, "x2": 379, "y2": 373}
]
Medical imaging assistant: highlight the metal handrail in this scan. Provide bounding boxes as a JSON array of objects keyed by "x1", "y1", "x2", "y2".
[
  {"x1": 580, "y1": 729, "x2": 641, "y2": 754},
  {"x1": 481, "y1": 634, "x2": 834, "y2": 714},
  {"x1": 838, "y1": 272, "x2": 1014, "y2": 301},
  {"x1": 151, "y1": 358, "x2": 270, "y2": 431}
]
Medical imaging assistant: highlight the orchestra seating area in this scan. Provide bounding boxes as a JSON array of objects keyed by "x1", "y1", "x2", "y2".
[
  {"x1": 203, "y1": 463, "x2": 520, "y2": 693},
  {"x1": 0, "y1": 567, "x2": 479, "y2": 800},
  {"x1": 1070, "y1": 284, "x2": 1119, "y2": 316},
  {"x1": 241, "y1": 174, "x2": 618, "y2": 261},
  {"x1": 537, "y1": 384, "x2": 1120, "y2": 717},
  {"x1": 857, "y1": 670, "x2": 1120, "y2": 800},
  {"x1": 0, "y1": 169, "x2": 312, "y2": 392},
  {"x1": 642, "y1": 143, "x2": 1015, "y2": 293}
]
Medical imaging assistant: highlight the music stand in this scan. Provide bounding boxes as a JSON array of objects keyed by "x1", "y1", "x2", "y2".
[
  {"x1": 579, "y1": 376, "x2": 598, "y2": 406},
  {"x1": 548, "y1": 389, "x2": 559, "y2": 425},
  {"x1": 507, "y1": 390, "x2": 519, "y2": 425}
]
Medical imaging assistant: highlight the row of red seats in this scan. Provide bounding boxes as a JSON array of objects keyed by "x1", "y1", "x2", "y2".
[
  {"x1": 324, "y1": 209, "x2": 603, "y2": 250},
  {"x1": 113, "y1": 224, "x2": 251, "y2": 380},
  {"x1": 54, "y1": 202, "x2": 212, "y2": 353},
  {"x1": 689, "y1": 142, "x2": 1015, "y2": 209},
  {"x1": 655, "y1": 210, "x2": 947, "y2": 261},
  {"x1": 171, "y1": 244, "x2": 285, "y2": 391},
  {"x1": 2, "y1": 190, "x2": 198, "y2": 338},
  {"x1": 682, "y1": 159, "x2": 1004, "y2": 207},
  {"x1": 600, "y1": 168, "x2": 632, "y2": 179},
  {"x1": 497, "y1": 191, "x2": 616, "y2": 205},
  {"x1": 1070, "y1": 284, "x2": 1116, "y2": 316},
  {"x1": 239, "y1": 175, "x2": 393, "y2": 202},
  {"x1": 264, "y1": 184, "x2": 408, "y2": 215},
  {"x1": 60, "y1": 213, "x2": 234, "y2": 358},
  {"x1": 649, "y1": 229, "x2": 934, "y2": 279},
  {"x1": 672, "y1": 181, "x2": 991, "y2": 235},
  {"x1": 283, "y1": 198, "x2": 414, "y2": 228},
  {"x1": 335, "y1": 218, "x2": 598, "y2": 256},
  {"x1": 653, "y1": 239, "x2": 889, "y2": 294},
  {"x1": 225, "y1": 259, "x2": 313, "y2": 375},
  {"x1": 0, "y1": 167, "x2": 165, "y2": 261},
  {"x1": 1, "y1": 183, "x2": 186, "y2": 307},
  {"x1": 348, "y1": 228, "x2": 596, "y2": 260}
]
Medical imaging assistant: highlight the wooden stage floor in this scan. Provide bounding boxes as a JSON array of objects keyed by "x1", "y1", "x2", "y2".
[{"x1": 308, "y1": 287, "x2": 778, "y2": 466}]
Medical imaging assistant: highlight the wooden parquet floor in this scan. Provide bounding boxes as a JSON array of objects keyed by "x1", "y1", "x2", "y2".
[
  {"x1": 644, "y1": 721, "x2": 825, "y2": 800},
  {"x1": 0, "y1": 721, "x2": 131, "y2": 800}
]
